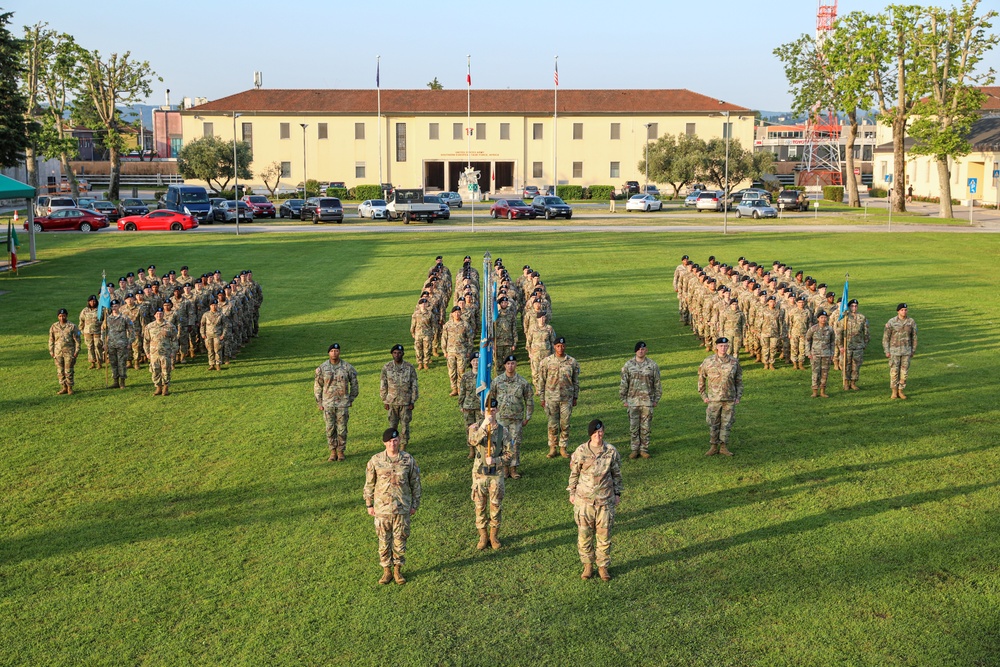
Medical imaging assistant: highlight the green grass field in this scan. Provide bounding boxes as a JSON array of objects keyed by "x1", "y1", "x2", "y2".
[{"x1": 2, "y1": 230, "x2": 999, "y2": 666}]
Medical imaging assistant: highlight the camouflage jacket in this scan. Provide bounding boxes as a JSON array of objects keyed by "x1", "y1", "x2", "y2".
[
  {"x1": 805, "y1": 324, "x2": 836, "y2": 358},
  {"x1": 49, "y1": 321, "x2": 80, "y2": 356},
  {"x1": 143, "y1": 320, "x2": 178, "y2": 358},
  {"x1": 469, "y1": 422, "x2": 512, "y2": 476},
  {"x1": 619, "y1": 357, "x2": 662, "y2": 408},
  {"x1": 314, "y1": 360, "x2": 359, "y2": 409},
  {"x1": 78, "y1": 306, "x2": 103, "y2": 335},
  {"x1": 758, "y1": 307, "x2": 785, "y2": 338},
  {"x1": 494, "y1": 308, "x2": 518, "y2": 349},
  {"x1": 364, "y1": 451, "x2": 421, "y2": 515},
  {"x1": 493, "y1": 372, "x2": 534, "y2": 422},
  {"x1": 526, "y1": 324, "x2": 555, "y2": 356},
  {"x1": 442, "y1": 319, "x2": 470, "y2": 356},
  {"x1": 698, "y1": 353, "x2": 743, "y2": 403},
  {"x1": 410, "y1": 308, "x2": 436, "y2": 339},
  {"x1": 787, "y1": 307, "x2": 813, "y2": 337},
  {"x1": 883, "y1": 316, "x2": 917, "y2": 356},
  {"x1": 171, "y1": 296, "x2": 193, "y2": 328},
  {"x1": 200, "y1": 310, "x2": 225, "y2": 339},
  {"x1": 380, "y1": 360, "x2": 419, "y2": 405},
  {"x1": 538, "y1": 353, "x2": 580, "y2": 403},
  {"x1": 458, "y1": 368, "x2": 480, "y2": 410},
  {"x1": 719, "y1": 308, "x2": 745, "y2": 340},
  {"x1": 568, "y1": 441, "x2": 623, "y2": 507},
  {"x1": 839, "y1": 312, "x2": 870, "y2": 350},
  {"x1": 102, "y1": 313, "x2": 135, "y2": 348}
]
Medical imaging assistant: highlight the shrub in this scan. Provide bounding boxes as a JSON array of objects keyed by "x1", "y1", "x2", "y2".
[
  {"x1": 587, "y1": 185, "x2": 615, "y2": 201},
  {"x1": 556, "y1": 185, "x2": 583, "y2": 200},
  {"x1": 305, "y1": 179, "x2": 321, "y2": 198},
  {"x1": 354, "y1": 184, "x2": 384, "y2": 201},
  {"x1": 785, "y1": 185, "x2": 806, "y2": 192},
  {"x1": 153, "y1": 191, "x2": 165, "y2": 201},
  {"x1": 869, "y1": 187, "x2": 888, "y2": 198},
  {"x1": 218, "y1": 189, "x2": 235, "y2": 200},
  {"x1": 822, "y1": 186, "x2": 844, "y2": 203},
  {"x1": 326, "y1": 187, "x2": 349, "y2": 199}
]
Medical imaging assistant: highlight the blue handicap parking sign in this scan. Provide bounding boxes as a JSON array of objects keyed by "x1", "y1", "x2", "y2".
[{"x1": 968, "y1": 178, "x2": 978, "y2": 194}]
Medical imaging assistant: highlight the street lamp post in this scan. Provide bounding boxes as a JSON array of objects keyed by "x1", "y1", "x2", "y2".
[
  {"x1": 723, "y1": 109, "x2": 731, "y2": 235},
  {"x1": 643, "y1": 123, "x2": 652, "y2": 195},
  {"x1": 300, "y1": 123, "x2": 308, "y2": 203},
  {"x1": 233, "y1": 112, "x2": 242, "y2": 236}
]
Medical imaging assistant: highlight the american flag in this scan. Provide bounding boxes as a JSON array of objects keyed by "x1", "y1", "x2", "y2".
[{"x1": 554, "y1": 60, "x2": 559, "y2": 87}]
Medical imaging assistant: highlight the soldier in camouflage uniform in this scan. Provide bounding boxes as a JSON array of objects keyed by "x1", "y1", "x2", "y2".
[
  {"x1": 169, "y1": 288, "x2": 192, "y2": 363},
  {"x1": 102, "y1": 299, "x2": 135, "y2": 388},
  {"x1": 120, "y1": 294, "x2": 143, "y2": 369},
  {"x1": 568, "y1": 419, "x2": 623, "y2": 581},
  {"x1": 458, "y1": 353, "x2": 484, "y2": 441},
  {"x1": 787, "y1": 296, "x2": 813, "y2": 371},
  {"x1": 410, "y1": 298, "x2": 436, "y2": 370},
  {"x1": 673, "y1": 255, "x2": 691, "y2": 325},
  {"x1": 144, "y1": 307, "x2": 178, "y2": 395},
  {"x1": 839, "y1": 298, "x2": 870, "y2": 391},
  {"x1": 526, "y1": 312, "x2": 556, "y2": 393},
  {"x1": 718, "y1": 298, "x2": 745, "y2": 360},
  {"x1": 78, "y1": 295, "x2": 104, "y2": 369},
  {"x1": 806, "y1": 311, "x2": 836, "y2": 398},
  {"x1": 469, "y1": 399, "x2": 512, "y2": 550},
  {"x1": 758, "y1": 295, "x2": 784, "y2": 370},
  {"x1": 49, "y1": 308, "x2": 81, "y2": 395},
  {"x1": 200, "y1": 298, "x2": 225, "y2": 370},
  {"x1": 883, "y1": 303, "x2": 917, "y2": 399},
  {"x1": 380, "y1": 344, "x2": 419, "y2": 449},
  {"x1": 364, "y1": 428, "x2": 421, "y2": 585},
  {"x1": 538, "y1": 337, "x2": 580, "y2": 459},
  {"x1": 442, "y1": 306, "x2": 470, "y2": 395},
  {"x1": 698, "y1": 337, "x2": 743, "y2": 456},
  {"x1": 314, "y1": 343, "x2": 360, "y2": 461},
  {"x1": 494, "y1": 354, "x2": 533, "y2": 479},
  {"x1": 619, "y1": 341, "x2": 663, "y2": 459},
  {"x1": 494, "y1": 296, "x2": 518, "y2": 355}
]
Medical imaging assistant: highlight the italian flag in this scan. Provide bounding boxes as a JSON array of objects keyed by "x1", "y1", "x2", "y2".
[{"x1": 7, "y1": 214, "x2": 18, "y2": 272}]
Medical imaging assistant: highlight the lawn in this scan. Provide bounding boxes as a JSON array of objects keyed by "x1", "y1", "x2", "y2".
[{"x1": 1, "y1": 230, "x2": 999, "y2": 666}]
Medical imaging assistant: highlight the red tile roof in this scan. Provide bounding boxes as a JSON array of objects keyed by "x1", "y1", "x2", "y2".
[
  {"x1": 981, "y1": 86, "x2": 1000, "y2": 111},
  {"x1": 188, "y1": 89, "x2": 751, "y2": 115}
]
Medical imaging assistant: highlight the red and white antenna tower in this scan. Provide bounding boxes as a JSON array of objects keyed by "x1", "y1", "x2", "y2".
[{"x1": 799, "y1": 0, "x2": 843, "y2": 187}]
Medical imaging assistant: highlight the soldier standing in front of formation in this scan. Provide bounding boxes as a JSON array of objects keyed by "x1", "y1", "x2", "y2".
[
  {"x1": 442, "y1": 306, "x2": 469, "y2": 396},
  {"x1": 493, "y1": 354, "x2": 533, "y2": 479},
  {"x1": 806, "y1": 311, "x2": 836, "y2": 398},
  {"x1": 314, "y1": 343, "x2": 359, "y2": 462},
  {"x1": 380, "y1": 344, "x2": 419, "y2": 449},
  {"x1": 49, "y1": 308, "x2": 81, "y2": 395},
  {"x1": 787, "y1": 296, "x2": 813, "y2": 371},
  {"x1": 568, "y1": 419, "x2": 623, "y2": 581},
  {"x1": 78, "y1": 295, "x2": 104, "y2": 369},
  {"x1": 839, "y1": 298, "x2": 869, "y2": 391},
  {"x1": 619, "y1": 341, "x2": 663, "y2": 459},
  {"x1": 144, "y1": 307, "x2": 178, "y2": 396},
  {"x1": 458, "y1": 353, "x2": 483, "y2": 440},
  {"x1": 883, "y1": 303, "x2": 918, "y2": 399},
  {"x1": 538, "y1": 336, "x2": 580, "y2": 459},
  {"x1": 102, "y1": 299, "x2": 135, "y2": 388},
  {"x1": 698, "y1": 337, "x2": 743, "y2": 456},
  {"x1": 364, "y1": 428, "x2": 421, "y2": 585},
  {"x1": 410, "y1": 298, "x2": 436, "y2": 370},
  {"x1": 469, "y1": 399, "x2": 512, "y2": 551}
]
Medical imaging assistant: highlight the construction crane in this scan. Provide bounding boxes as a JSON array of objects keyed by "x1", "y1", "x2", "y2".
[{"x1": 798, "y1": 0, "x2": 843, "y2": 187}]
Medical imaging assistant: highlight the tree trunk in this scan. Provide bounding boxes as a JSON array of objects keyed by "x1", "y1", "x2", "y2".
[
  {"x1": 892, "y1": 117, "x2": 907, "y2": 213},
  {"x1": 843, "y1": 112, "x2": 860, "y2": 208},
  {"x1": 936, "y1": 157, "x2": 954, "y2": 219},
  {"x1": 108, "y1": 145, "x2": 121, "y2": 200},
  {"x1": 25, "y1": 146, "x2": 38, "y2": 189},
  {"x1": 60, "y1": 153, "x2": 80, "y2": 199}
]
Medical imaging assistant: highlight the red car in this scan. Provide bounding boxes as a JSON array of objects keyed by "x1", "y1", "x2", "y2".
[
  {"x1": 490, "y1": 199, "x2": 536, "y2": 220},
  {"x1": 118, "y1": 210, "x2": 198, "y2": 231},
  {"x1": 241, "y1": 195, "x2": 276, "y2": 219},
  {"x1": 25, "y1": 207, "x2": 108, "y2": 232}
]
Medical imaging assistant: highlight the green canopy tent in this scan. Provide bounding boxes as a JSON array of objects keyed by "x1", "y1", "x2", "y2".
[{"x1": 0, "y1": 173, "x2": 37, "y2": 263}]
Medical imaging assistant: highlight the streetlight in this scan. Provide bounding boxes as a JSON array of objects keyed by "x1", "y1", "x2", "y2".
[
  {"x1": 233, "y1": 112, "x2": 242, "y2": 236},
  {"x1": 723, "y1": 109, "x2": 731, "y2": 235},
  {"x1": 643, "y1": 123, "x2": 652, "y2": 195},
  {"x1": 300, "y1": 123, "x2": 308, "y2": 201}
]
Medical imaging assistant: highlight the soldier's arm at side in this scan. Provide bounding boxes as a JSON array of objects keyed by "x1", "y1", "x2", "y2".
[
  {"x1": 697, "y1": 362, "x2": 708, "y2": 401},
  {"x1": 523, "y1": 380, "x2": 534, "y2": 422},
  {"x1": 619, "y1": 364, "x2": 630, "y2": 405},
  {"x1": 882, "y1": 321, "x2": 892, "y2": 357},
  {"x1": 911, "y1": 321, "x2": 918, "y2": 355},
  {"x1": 409, "y1": 367, "x2": 418, "y2": 404},
  {"x1": 379, "y1": 367, "x2": 389, "y2": 404},
  {"x1": 314, "y1": 367, "x2": 324, "y2": 407},
  {"x1": 364, "y1": 459, "x2": 377, "y2": 515},
  {"x1": 611, "y1": 449, "x2": 623, "y2": 503},
  {"x1": 567, "y1": 450, "x2": 580, "y2": 502},
  {"x1": 734, "y1": 361, "x2": 744, "y2": 403},
  {"x1": 571, "y1": 359, "x2": 580, "y2": 403},
  {"x1": 349, "y1": 367, "x2": 359, "y2": 404},
  {"x1": 408, "y1": 459, "x2": 421, "y2": 514}
]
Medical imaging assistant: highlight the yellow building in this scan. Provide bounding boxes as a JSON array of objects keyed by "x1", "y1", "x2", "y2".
[{"x1": 183, "y1": 89, "x2": 754, "y2": 195}]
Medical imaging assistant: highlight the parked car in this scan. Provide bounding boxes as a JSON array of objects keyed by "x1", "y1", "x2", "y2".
[
  {"x1": 687, "y1": 183, "x2": 707, "y2": 194},
  {"x1": 207, "y1": 198, "x2": 227, "y2": 222},
  {"x1": 212, "y1": 201, "x2": 253, "y2": 223},
  {"x1": 684, "y1": 191, "x2": 702, "y2": 207},
  {"x1": 694, "y1": 191, "x2": 724, "y2": 212},
  {"x1": 25, "y1": 208, "x2": 108, "y2": 232},
  {"x1": 727, "y1": 188, "x2": 772, "y2": 208},
  {"x1": 777, "y1": 190, "x2": 807, "y2": 211},
  {"x1": 301, "y1": 197, "x2": 344, "y2": 223},
  {"x1": 86, "y1": 200, "x2": 120, "y2": 222},
  {"x1": 736, "y1": 199, "x2": 778, "y2": 219},
  {"x1": 241, "y1": 195, "x2": 276, "y2": 219},
  {"x1": 438, "y1": 191, "x2": 463, "y2": 208},
  {"x1": 623, "y1": 181, "x2": 641, "y2": 196},
  {"x1": 642, "y1": 185, "x2": 661, "y2": 197},
  {"x1": 159, "y1": 184, "x2": 212, "y2": 223},
  {"x1": 522, "y1": 185, "x2": 540, "y2": 199},
  {"x1": 358, "y1": 199, "x2": 388, "y2": 219},
  {"x1": 42, "y1": 197, "x2": 78, "y2": 216},
  {"x1": 118, "y1": 198, "x2": 150, "y2": 217},
  {"x1": 423, "y1": 195, "x2": 450, "y2": 220},
  {"x1": 77, "y1": 197, "x2": 97, "y2": 209},
  {"x1": 34, "y1": 196, "x2": 51, "y2": 216},
  {"x1": 490, "y1": 199, "x2": 536, "y2": 220},
  {"x1": 118, "y1": 210, "x2": 198, "y2": 232},
  {"x1": 279, "y1": 199, "x2": 304, "y2": 219},
  {"x1": 625, "y1": 194, "x2": 663, "y2": 212},
  {"x1": 531, "y1": 195, "x2": 573, "y2": 219}
]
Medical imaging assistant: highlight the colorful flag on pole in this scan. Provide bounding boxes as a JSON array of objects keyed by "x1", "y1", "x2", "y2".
[
  {"x1": 376, "y1": 59, "x2": 380, "y2": 88},
  {"x1": 554, "y1": 59, "x2": 559, "y2": 87},
  {"x1": 97, "y1": 273, "x2": 111, "y2": 319},
  {"x1": 476, "y1": 253, "x2": 497, "y2": 410},
  {"x1": 838, "y1": 275, "x2": 849, "y2": 320},
  {"x1": 466, "y1": 58, "x2": 471, "y2": 87},
  {"x1": 6, "y1": 218, "x2": 18, "y2": 272}
]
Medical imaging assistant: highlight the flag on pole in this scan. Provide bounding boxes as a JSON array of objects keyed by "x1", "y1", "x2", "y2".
[
  {"x1": 376, "y1": 59, "x2": 380, "y2": 88},
  {"x1": 6, "y1": 218, "x2": 18, "y2": 272},
  {"x1": 476, "y1": 253, "x2": 497, "y2": 410},
  {"x1": 97, "y1": 272, "x2": 112, "y2": 319},
  {"x1": 838, "y1": 274, "x2": 849, "y2": 320},
  {"x1": 554, "y1": 59, "x2": 559, "y2": 87},
  {"x1": 467, "y1": 59, "x2": 471, "y2": 87}
]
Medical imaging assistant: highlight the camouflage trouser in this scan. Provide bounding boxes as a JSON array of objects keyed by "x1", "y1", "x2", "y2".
[
  {"x1": 150, "y1": 354, "x2": 174, "y2": 387},
  {"x1": 205, "y1": 337, "x2": 222, "y2": 367},
  {"x1": 678, "y1": 299, "x2": 689, "y2": 325},
  {"x1": 545, "y1": 400, "x2": 573, "y2": 449},
  {"x1": 495, "y1": 338, "x2": 514, "y2": 357},
  {"x1": 627, "y1": 405, "x2": 654, "y2": 453},
  {"x1": 83, "y1": 332, "x2": 103, "y2": 364},
  {"x1": 471, "y1": 473, "x2": 504, "y2": 529},
  {"x1": 574, "y1": 501, "x2": 615, "y2": 566},
  {"x1": 760, "y1": 336, "x2": 779, "y2": 364},
  {"x1": 432, "y1": 324, "x2": 443, "y2": 355},
  {"x1": 446, "y1": 353, "x2": 463, "y2": 390},
  {"x1": 811, "y1": 356, "x2": 832, "y2": 388},
  {"x1": 889, "y1": 354, "x2": 911, "y2": 388},
  {"x1": 131, "y1": 336, "x2": 143, "y2": 365},
  {"x1": 781, "y1": 336, "x2": 791, "y2": 361},
  {"x1": 387, "y1": 405, "x2": 413, "y2": 448},
  {"x1": 529, "y1": 350, "x2": 550, "y2": 392},
  {"x1": 747, "y1": 329, "x2": 760, "y2": 356},
  {"x1": 843, "y1": 349, "x2": 864, "y2": 383},
  {"x1": 177, "y1": 327, "x2": 191, "y2": 358},
  {"x1": 374, "y1": 513, "x2": 411, "y2": 567},
  {"x1": 729, "y1": 335, "x2": 743, "y2": 359},
  {"x1": 223, "y1": 327, "x2": 234, "y2": 361},
  {"x1": 462, "y1": 408, "x2": 483, "y2": 429},
  {"x1": 323, "y1": 406, "x2": 349, "y2": 453},
  {"x1": 107, "y1": 345, "x2": 129, "y2": 380},
  {"x1": 706, "y1": 401, "x2": 736, "y2": 445},
  {"x1": 498, "y1": 418, "x2": 524, "y2": 467},
  {"x1": 54, "y1": 352, "x2": 76, "y2": 387},
  {"x1": 789, "y1": 335, "x2": 807, "y2": 364},
  {"x1": 413, "y1": 336, "x2": 432, "y2": 366}
]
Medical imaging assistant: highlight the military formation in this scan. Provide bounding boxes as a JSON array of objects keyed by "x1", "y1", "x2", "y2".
[{"x1": 49, "y1": 265, "x2": 264, "y2": 395}]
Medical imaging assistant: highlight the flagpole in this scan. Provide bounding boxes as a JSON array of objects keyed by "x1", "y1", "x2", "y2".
[
  {"x1": 377, "y1": 55, "x2": 382, "y2": 193},
  {"x1": 841, "y1": 272, "x2": 849, "y2": 386},
  {"x1": 553, "y1": 55, "x2": 558, "y2": 198},
  {"x1": 467, "y1": 55, "x2": 475, "y2": 233}
]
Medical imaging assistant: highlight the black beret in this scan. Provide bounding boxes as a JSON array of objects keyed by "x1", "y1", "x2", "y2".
[
  {"x1": 767, "y1": 295, "x2": 776, "y2": 301},
  {"x1": 152, "y1": 281, "x2": 160, "y2": 286},
  {"x1": 382, "y1": 428, "x2": 399, "y2": 442},
  {"x1": 57, "y1": 308, "x2": 68, "y2": 315},
  {"x1": 451, "y1": 306, "x2": 461, "y2": 312},
  {"x1": 818, "y1": 310, "x2": 829, "y2": 317},
  {"x1": 181, "y1": 265, "x2": 188, "y2": 270},
  {"x1": 137, "y1": 268, "x2": 146, "y2": 273},
  {"x1": 488, "y1": 397, "x2": 498, "y2": 408},
  {"x1": 730, "y1": 298, "x2": 739, "y2": 305},
  {"x1": 435, "y1": 255, "x2": 443, "y2": 260},
  {"x1": 897, "y1": 303, "x2": 907, "y2": 311},
  {"x1": 588, "y1": 419, "x2": 604, "y2": 436},
  {"x1": 127, "y1": 272, "x2": 135, "y2": 277},
  {"x1": 681, "y1": 255, "x2": 689, "y2": 260},
  {"x1": 119, "y1": 277, "x2": 126, "y2": 282},
  {"x1": 418, "y1": 298, "x2": 428, "y2": 304},
  {"x1": 555, "y1": 337, "x2": 566, "y2": 345},
  {"x1": 88, "y1": 294, "x2": 97, "y2": 301},
  {"x1": 391, "y1": 344, "x2": 404, "y2": 352},
  {"x1": 469, "y1": 353, "x2": 479, "y2": 365},
  {"x1": 708, "y1": 255, "x2": 716, "y2": 261},
  {"x1": 328, "y1": 343, "x2": 340, "y2": 351},
  {"x1": 110, "y1": 299, "x2": 120, "y2": 305},
  {"x1": 155, "y1": 307, "x2": 163, "y2": 313},
  {"x1": 818, "y1": 283, "x2": 827, "y2": 289},
  {"x1": 498, "y1": 297, "x2": 509, "y2": 303},
  {"x1": 738, "y1": 256, "x2": 745, "y2": 261},
  {"x1": 162, "y1": 300, "x2": 172, "y2": 307},
  {"x1": 523, "y1": 265, "x2": 530, "y2": 270},
  {"x1": 848, "y1": 299, "x2": 858, "y2": 306},
  {"x1": 635, "y1": 341, "x2": 646, "y2": 352},
  {"x1": 125, "y1": 294, "x2": 135, "y2": 299},
  {"x1": 504, "y1": 354, "x2": 517, "y2": 363},
  {"x1": 148, "y1": 265, "x2": 156, "y2": 269},
  {"x1": 716, "y1": 337, "x2": 730, "y2": 344},
  {"x1": 796, "y1": 296, "x2": 806, "y2": 302}
]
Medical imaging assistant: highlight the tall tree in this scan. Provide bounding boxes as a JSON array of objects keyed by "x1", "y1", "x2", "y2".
[
  {"x1": 636, "y1": 133, "x2": 706, "y2": 197},
  {"x1": 0, "y1": 11, "x2": 31, "y2": 169},
  {"x1": 39, "y1": 32, "x2": 87, "y2": 198},
  {"x1": 18, "y1": 22, "x2": 52, "y2": 188},
  {"x1": 78, "y1": 50, "x2": 158, "y2": 199},
  {"x1": 908, "y1": 0, "x2": 997, "y2": 219},
  {"x1": 176, "y1": 135, "x2": 252, "y2": 193},
  {"x1": 699, "y1": 138, "x2": 773, "y2": 192},
  {"x1": 256, "y1": 161, "x2": 282, "y2": 197}
]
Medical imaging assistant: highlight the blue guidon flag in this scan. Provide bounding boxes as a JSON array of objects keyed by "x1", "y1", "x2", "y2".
[
  {"x1": 97, "y1": 271, "x2": 112, "y2": 319},
  {"x1": 476, "y1": 252, "x2": 497, "y2": 410},
  {"x1": 838, "y1": 274, "x2": 849, "y2": 320}
]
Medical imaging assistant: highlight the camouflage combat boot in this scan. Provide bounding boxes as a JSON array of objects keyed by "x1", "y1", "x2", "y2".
[
  {"x1": 111, "y1": 378, "x2": 119, "y2": 389},
  {"x1": 89, "y1": 362, "x2": 95, "y2": 369},
  {"x1": 897, "y1": 387, "x2": 907, "y2": 400},
  {"x1": 476, "y1": 528, "x2": 489, "y2": 550},
  {"x1": 162, "y1": 385, "x2": 170, "y2": 396},
  {"x1": 629, "y1": 450, "x2": 639, "y2": 460},
  {"x1": 327, "y1": 451, "x2": 337, "y2": 462},
  {"x1": 153, "y1": 385, "x2": 162, "y2": 396},
  {"x1": 65, "y1": 385, "x2": 73, "y2": 395},
  {"x1": 891, "y1": 387, "x2": 898, "y2": 399},
  {"x1": 811, "y1": 387, "x2": 818, "y2": 398},
  {"x1": 546, "y1": 440, "x2": 558, "y2": 458},
  {"x1": 819, "y1": 385, "x2": 828, "y2": 398},
  {"x1": 119, "y1": 378, "x2": 126, "y2": 389},
  {"x1": 57, "y1": 385, "x2": 67, "y2": 395},
  {"x1": 850, "y1": 381, "x2": 859, "y2": 391},
  {"x1": 559, "y1": 446, "x2": 569, "y2": 459},
  {"x1": 378, "y1": 567, "x2": 393, "y2": 585},
  {"x1": 489, "y1": 526, "x2": 501, "y2": 549},
  {"x1": 392, "y1": 565, "x2": 406, "y2": 585},
  {"x1": 705, "y1": 444, "x2": 719, "y2": 456},
  {"x1": 598, "y1": 566, "x2": 612, "y2": 581},
  {"x1": 843, "y1": 379, "x2": 850, "y2": 391},
  {"x1": 581, "y1": 563, "x2": 594, "y2": 580},
  {"x1": 718, "y1": 443, "x2": 733, "y2": 456},
  {"x1": 639, "y1": 451, "x2": 650, "y2": 459},
  {"x1": 337, "y1": 449, "x2": 345, "y2": 461},
  {"x1": 509, "y1": 466, "x2": 521, "y2": 480}
]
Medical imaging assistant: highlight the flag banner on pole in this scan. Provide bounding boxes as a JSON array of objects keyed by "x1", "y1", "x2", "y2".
[
  {"x1": 839, "y1": 275, "x2": 849, "y2": 320},
  {"x1": 6, "y1": 220, "x2": 18, "y2": 271},
  {"x1": 376, "y1": 59, "x2": 380, "y2": 88},
  {"x1": 98, "y1": 273, "x2": 111, "y2": 319},
  {"x1": 476, "y1": 252, "x2": 496, "y2": 410},
  {"x1": 554, "y1": 59, "x2": 559, "y2": 87}
]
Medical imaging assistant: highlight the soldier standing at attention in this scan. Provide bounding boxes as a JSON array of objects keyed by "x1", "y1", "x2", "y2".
[
  {"x1": 314, "y1": 343, "x2": 359, "y2": 462},
  {"x1": 442, "y1": 305, "x2": 470, "y2": 395},
  {"x1": 698, "y1": 337, "x2": 743, "y2": 456},
  {"x1": 410, "y1": 298, "x2": 436, "y2": 370},
  {"x1": 458, "y1": 353, "x2": 484, "y2": 441},
  {"x1": 200, "y1": 298, "x2": 225, "y2": 370},
  {"x1": 493, "y1": 354, "x2": 533, "y2": 479},
  {"x1": 568, "y1": 419, "x2": 623, "y2": 581},
  {"x1": 144, "y1": 307, "x2": 178, "y2": 396},
  {"x1": 49, "y1": 308, "x2": 81, "y2": 395},
  {"x1": 469, "y1": 399, "x2": 513, "y2": 550},
  {"x1": 102, "y1": 299, "x2": 135, "y2": 389},
  {"x1": 78, "y1": 295, "x2": 104, "y2": 370},
  {"x1": 719, "y1": 298, "x2": 746, "y2": 360},
  {"x1": 839, "y1": 298, "x2": 870, "y2": 391},
  {"x1": 619, "y1": 341, "x2": 663, "y2": 459},
  {"x1": 526, "y1": 312, "x2": 556, "y2": 393},
  {"x1": 364, "y1": 428, "x2": 421, "y2": 585},
  {"x1": 787, "y1": 296, "x2": 813, "y2": 371},
  {"x1": 493, "y1": 296, "x2": 518, "y2": 355},
  {"x1": 806, "y1": 311, "x2": 836, "y2": 398},
  {"x1": 758, "y1": 295, "x2": 784, "y2": 370},
  {"x1": 538, "y1": 336, "x2": 580, "y2": 459},
  {"x1": 883, "y1": 303, "x2": 918, "y2": 400},
  {"x1": 380, "y1": 344, "x2": 419, "y2": 450}
]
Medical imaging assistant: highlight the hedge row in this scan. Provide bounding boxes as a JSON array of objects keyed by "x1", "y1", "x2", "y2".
[
  {"x1": 586, "y1": 185, "x2": 614, "y2": 201},
  {"x1": 353, "y1": 184, "x2": 384, "y2": 201},
  {"x1": 556, "y1": 185, "x2": 584, "y2": 200},
  {"x1": 822, "y1": 186, "x2": 844, "y2": 203}
]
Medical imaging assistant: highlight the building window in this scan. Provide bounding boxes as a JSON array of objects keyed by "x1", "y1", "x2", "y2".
[
  {"x1": 429, "y1": 123, "x2": 439, "y2": 140},
  {"x1": 242, "y1": 122, "x2": 252, "y2": 150},
  {"x1": 280, "y1": 161, "x2": 291, "y2": 178},
  {"x1": 722, "y1": 122, "x2": 733, "y2": 139},
  {"x1": 573, "y1": 162, "x2": 583, "y2": 178},
  {"x1": 476, "y1": 123, "x2": 486, "y2": 140},
  {"x1": 318, "y1": 123, "x2": 328, "y2": 140},
  {"x1": 610, "y1": 162, "x2": 620, "y2": 178},
  {"x1": 533, "y1": 123, "x2": 543, "y2": 140},
  {"x1": 170, "y1": 137, "x2": 182, "y2": 157},
  {"x1": 203, "y1": 122, "x2": 214, "y2": 138},
  {"x1": 500, "y1": 123, "x2": 510, "y2": 140},
  {"x1": 453, "y1": 122, "x2": 463, "y2": 140},
  {"x1": 573, "y1": 123, "x2": 583, "y2": 140},
  {"x1": 355, "y1": 123, "x2": 365, "y2": 140},
  {"x1": 646, "y1": 123, "x2": 658, "y2": 140},
  {"x1": 356, "y1": 162, "x2": 366, "y2": 179},
  {"x1": 610, "y1": 123, "x2": 620, "y2": 140},
  {"x1": 280, "y1": 123, "x2": 290, "y2": 140},
  {"x1": 686, "y1": 123, "x2": 696, "y2": 136},
  {"x1": 532, "y1": 162, "x2": 543, "y2": 178},
  {"x1": 396, "y1": 122, "x2": 406, "y2": 162}
]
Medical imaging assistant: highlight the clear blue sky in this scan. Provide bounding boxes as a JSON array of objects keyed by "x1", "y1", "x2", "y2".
[{"x1": 8, "y1": 0, "x2": 1000, "y2": 112}]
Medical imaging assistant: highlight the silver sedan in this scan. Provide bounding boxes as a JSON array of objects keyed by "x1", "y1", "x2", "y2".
[
  {"x1": 358, "y1": 199, "x2": 388, "y2": 219},
  {"x1": 735, "y1": 199, "x2": 778, "y2": 219}
]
